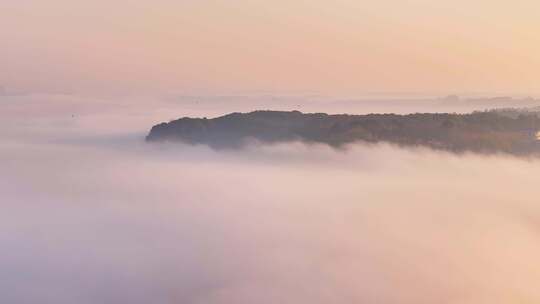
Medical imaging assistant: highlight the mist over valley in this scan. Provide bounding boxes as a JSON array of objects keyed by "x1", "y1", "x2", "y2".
[{"x1": 2, "y1": 94, "x2": 540, "y2": 303}]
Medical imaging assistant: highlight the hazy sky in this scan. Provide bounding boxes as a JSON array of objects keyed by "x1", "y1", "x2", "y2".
[{"x1": 2, "y1": 0, "x2": 540, "y2": 95}]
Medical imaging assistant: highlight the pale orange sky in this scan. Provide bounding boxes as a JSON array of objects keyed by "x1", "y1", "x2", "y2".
[{"x1": 1, "y1": 0, "x2": 540, "y2": 96}]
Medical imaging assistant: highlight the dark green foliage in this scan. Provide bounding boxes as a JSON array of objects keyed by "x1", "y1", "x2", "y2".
[{"x1": 146, "y1": 110, "x2": 540, "y2": 155}]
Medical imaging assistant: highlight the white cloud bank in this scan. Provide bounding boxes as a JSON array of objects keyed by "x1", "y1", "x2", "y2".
[{"x1": 1, "y1": 94, "x2": 540, "y2": 303}]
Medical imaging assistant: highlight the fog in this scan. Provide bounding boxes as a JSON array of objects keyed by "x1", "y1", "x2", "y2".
[{"x1": 2, "y1": 94, "x2": 540, "y2": 303}]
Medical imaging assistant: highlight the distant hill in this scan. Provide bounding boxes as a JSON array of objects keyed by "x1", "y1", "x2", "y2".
[{"x1": 146, "y1": 110, "x2": 540, "y2": 155}]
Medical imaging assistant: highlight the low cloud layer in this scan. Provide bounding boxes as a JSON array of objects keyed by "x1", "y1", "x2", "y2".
[{"x1": 2, "y1": 95, "x2": 540, "y2": 303}]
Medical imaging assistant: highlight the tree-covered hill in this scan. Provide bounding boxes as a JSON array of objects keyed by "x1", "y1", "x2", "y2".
[{"x1": 146, "y1": 110, "x2": 540, "y2": 155}]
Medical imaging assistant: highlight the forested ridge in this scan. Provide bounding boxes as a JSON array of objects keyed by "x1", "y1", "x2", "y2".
[{"x1": 147, "y1": 110, "x2": 540, "y2": 155}]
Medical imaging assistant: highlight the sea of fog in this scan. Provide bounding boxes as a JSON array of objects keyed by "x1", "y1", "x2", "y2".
[{"x1": 2, "y1": 94, "x2": 540, "y2": 303}]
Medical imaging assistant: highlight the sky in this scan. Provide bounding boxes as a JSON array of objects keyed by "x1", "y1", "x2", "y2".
[{"x1": 2, "y1": 0, "x2": 540, "y2": 96}]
